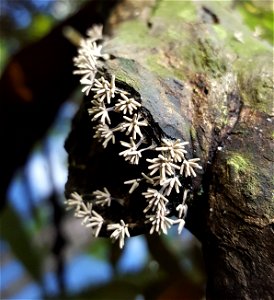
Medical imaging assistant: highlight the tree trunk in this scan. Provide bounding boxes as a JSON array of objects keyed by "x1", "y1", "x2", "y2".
[{"x1": 64, "y1": 1, "x2": 273, "y2": 299}]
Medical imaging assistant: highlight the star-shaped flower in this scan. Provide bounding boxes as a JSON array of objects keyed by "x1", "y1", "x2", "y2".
[
  {"x1": 64, "y1": 192, "x2": 84, "y2": 211},
  {"x1": 146, "y1": 211, "x2": 174, "y2": 235},
  {"x1": 161, "y1": 175, "x2": 182, "y2": 196},
  {"x1": 93, "y1": 124, "x2": 115, "y2": 148},
  {"x1": 156, "y1": 138, "x2": 189, "y2": 162},
  {"x1": 119, "y1": 138, "x2": 142, "y2": 164},
  {"x1": 142, "y1": 188, "x2": 169, "y2": 213},
  {"x1": 73, "y1": 54, "x2": 97, "y2": 83},
  {"x1": 107, "y1": 220, "x2": 130, "y2": 249},
  {"x1": 65, "y1": 192, "x2": 93, "y2": 225},
  {"x1": 86, "y1": 24, "x2": 103, "y2": 42},
  {"x1": 91, "y1": 75, "x2": 116, "y2": 104},
  {"x1": 88, "y1": 101, "x2": 112, "y2": 124},
  {"x1": 92, "y1": 188, "x2": 112, "y2": 206},
  {"x1": 79, "y1": 39, "x2": 109, "y2": 60},
  {"x1": 180, "y1": 158, "x2": 202, "y2": 177},
  {"x1": 115, "y1": 93, "x2": 141, "y2": 115},
  {"x1": 85, "y1": 210, "x2": 104, "y2": 237},
  {"x1": 121, "y1": 114, "x2": 148, "y2": 140},
  {"x1": 79, "y1": 76, "x2": 96, "y2": 96},
  {"x1": 147, "y1": 154, "x2": 180, "y2": 185}
]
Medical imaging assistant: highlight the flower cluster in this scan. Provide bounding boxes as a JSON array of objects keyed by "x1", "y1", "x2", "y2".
[
  {"x1": 64, "y1": 192, "x2": 104, "y2": 237},
  {"x1": 73, "y1": 25, "x2": 109, "y2": 95},
  {"x1": 125, "y1": 137, "x2": 202, "y2": 235},
  {"x1": 65, "y1": 25, "x2": 202, "y2": 249},
  {"x1": 65, "y1": 191, "x2": 130, "y2": 248}
]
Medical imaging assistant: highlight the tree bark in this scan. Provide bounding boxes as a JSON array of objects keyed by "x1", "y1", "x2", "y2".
[
  {"x1": 2, "y1": 0, "x2": 271, "y2": 298},
  {"x1": 65, "y1": 1, "x2": 273, "y2": 299}
]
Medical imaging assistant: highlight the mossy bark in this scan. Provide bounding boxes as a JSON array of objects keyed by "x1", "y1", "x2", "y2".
[{"x1": 65, "y1": 1, "x2": 274, "y2": 299}]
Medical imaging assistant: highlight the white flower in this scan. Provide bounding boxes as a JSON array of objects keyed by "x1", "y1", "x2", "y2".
[
  {"x1": 124, "y1": 172, "x2": 160, "y2": 194},
  {"x1": 64, "y1": 192, "x2": 84, "y2": 211},
  {"x1": 86, "y1": 24, "x2": 103, "y2": 42},
  {"x1": 92, "y1": 75, "x2": 116, "y2": 104},
  {"x1": 119, "y1": 137, "x2": 152, "y2": 165},
  {"x1": 156, "y1": 139, "x2": 188, "y2": 162},
  {"x1": 65, "y1": 192, "x2": 94, "y2": 225},
  {"x1": 74, "y1": 201, "x2": 93, "y2": 225},
  {"x1": 174, "y1": 218, "x2": 186, "y2": 234},
  {"x1": 124, "y1": 178, "x2": 142, "y2": 194},
  {"x1": 79, "y1": 39, "x2": 108, "y2": 60},
  {"x1": 93, "y1": 124, "x2": 115, "y2": 148},
  {"x1": 119, "y1": 138, "x2": 142, "y2": 165},
  {"x1": 85, "y1": 210, "x2": 104, "y2": 237},
  {"x1": 147, "y1": 154, "x2": 180, "y2": 185},
  {"x1": 141, "y1": 172, "x2": 159, "y2": 185},
  {"x1": 142, "y1": 188, "x2": 169, "y2": 213},
  {"x1": 79, "y1": 76, "x2": 96, "y2": 96},
  {"x1": 161, "y1": 176, "x2": 182, "y2": 196},
  {"x1": 121, "y1": 114, "x2": 148, "y2": 140},
  {"x1": 180, "y1": 158, "x2": 202, "y2": 177},
  {"x1": 146, "y1": 211, "x2": 174, "y2": 235},
  {"x1": 176, "y1": 189, "x2": 189, "y2": 218},
  {"x1": 115, "y1": 93, "x2": 141, "y2": 115},
  {"x1": 73, "y1": 25, "x2": 110, "y2": 93},
  {"x1": 88, "y1": 101, "x2": 112, "y2": 124},
  {"x1": 73, "y1": 54, "x2": 97, "y2": 82},
  {"x1": 92, "y1": 188, "x2": 112, "y2": 206},
  {"x1": 107, "y1": 220, "x2": 130, "y2": 249},
  {"x1": 176, "y1": 203, "x2": 188, "y2": 220}
]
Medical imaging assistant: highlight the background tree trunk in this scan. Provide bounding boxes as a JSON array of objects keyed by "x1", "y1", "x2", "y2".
[
  {"x1": 65, "y1": 1, "x2": 274, "y2": 299},
  {"x1": 1, "y1": 0, "x2": 272, "y2": 299}
]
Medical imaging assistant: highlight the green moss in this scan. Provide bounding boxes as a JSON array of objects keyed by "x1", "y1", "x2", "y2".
[{"x1": 227, "y1": 153, "x2": 251, "y2": 173}]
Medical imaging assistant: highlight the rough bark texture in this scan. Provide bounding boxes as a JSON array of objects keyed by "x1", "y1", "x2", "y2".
[{"x1": 64, "y1": 1, "x2": 273, "y2": 299}]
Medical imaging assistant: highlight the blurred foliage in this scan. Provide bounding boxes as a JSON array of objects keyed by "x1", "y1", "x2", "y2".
[
  {"x1": 1, "y1": 205, "x2": 44, "y2": 282},
  {"x1": 0, "y1": 0, "x2": 87, "y2": 72},
  {"x1": 236, "y1": 0, "x2": 274, "y2": 45}
]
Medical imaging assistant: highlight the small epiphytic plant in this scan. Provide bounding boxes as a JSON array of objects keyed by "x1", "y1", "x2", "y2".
[{"x1": 65, "y1": 25, "x2": 202, "y2": 248}]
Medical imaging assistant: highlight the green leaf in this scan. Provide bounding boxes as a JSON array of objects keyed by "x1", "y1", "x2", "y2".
[{"x1": 1, "y1": 205, "x2": 43, "y2": 282}]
